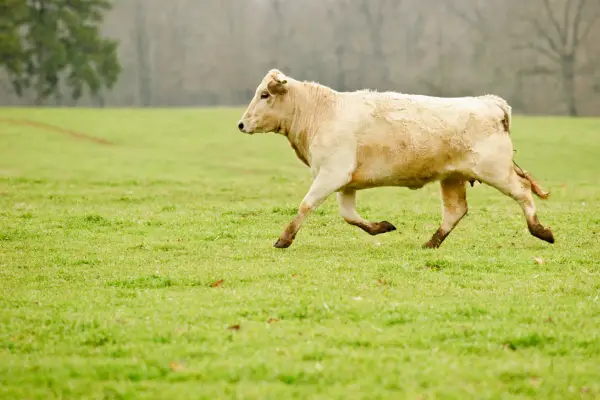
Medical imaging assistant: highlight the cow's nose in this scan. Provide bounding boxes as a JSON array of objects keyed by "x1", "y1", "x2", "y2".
[{"x1": 237, "y1": 121, "x2": 244, "y2": 131}]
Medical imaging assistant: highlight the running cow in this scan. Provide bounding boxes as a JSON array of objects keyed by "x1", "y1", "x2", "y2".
[{"x1": 237, "y1": 69, "x2": 555, "y2": 249}]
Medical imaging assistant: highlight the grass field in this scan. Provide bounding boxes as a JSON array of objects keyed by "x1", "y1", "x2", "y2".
[{"x1": 1, "y1": 108, "x2": 599, "y2": 399}]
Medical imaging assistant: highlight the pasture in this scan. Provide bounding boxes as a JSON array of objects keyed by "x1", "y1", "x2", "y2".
[{"x1": 1, "y1": 108, "x2": 599, "y2": 399}]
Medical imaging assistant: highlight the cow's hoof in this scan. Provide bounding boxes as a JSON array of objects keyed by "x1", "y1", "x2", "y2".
[
  {"x1": 529, "y1": 224, "x2": 555, "y2": 244},
  {"x1": 421, "y1": 241, "x2": 439, "y2": 249},
  {"x1": 377, "y1": 221, "x2": 396, "y2": 233},
  {"x1": 274, "y1": 238, "x2": 292, "y2": 249}
]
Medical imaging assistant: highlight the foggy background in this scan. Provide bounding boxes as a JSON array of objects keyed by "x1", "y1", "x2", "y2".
[{"x1": 2, "y1": 0, "x2": 599, "y2": 116}]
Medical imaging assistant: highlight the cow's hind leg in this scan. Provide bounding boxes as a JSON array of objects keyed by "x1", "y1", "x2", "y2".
[
  {"x1": 337, "y1": 190, "x2": 396, "y2": 235},
  {"x1": 423, "y1": 178, "x2": 468, "y2": 249},
  {"x1": 485, "y1": 169, "x2": 554, "y2": 244}
]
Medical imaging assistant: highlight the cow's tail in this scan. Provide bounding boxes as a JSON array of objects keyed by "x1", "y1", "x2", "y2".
[
  {"x1": 483, "y1": 95, "x2": 547, "y2": 199},
  {"x1": 513, "y1": 161, "x2": 550, "y2": 200},
  {"x1": 484, "y1": 94, "x2": 512, "y2": 133}
]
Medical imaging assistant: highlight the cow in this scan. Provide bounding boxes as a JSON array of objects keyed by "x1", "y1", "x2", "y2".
[{"x1": 237, "y1": 69, "x2": 555, "y2": 249}]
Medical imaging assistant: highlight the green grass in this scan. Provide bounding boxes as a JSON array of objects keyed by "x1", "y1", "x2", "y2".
[{"x1": 1, "y1": 108, "x2": 599, "y2": 399}]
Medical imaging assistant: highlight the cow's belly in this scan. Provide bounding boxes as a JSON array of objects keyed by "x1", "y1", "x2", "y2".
[
  {"x1": 345, "y1": 147, "x2": 468, "y2": 191},
  {"x1": 346, "y1": 166, "x2": 441, "y2": 190}
]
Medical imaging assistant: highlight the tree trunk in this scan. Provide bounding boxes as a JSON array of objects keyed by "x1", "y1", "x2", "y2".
[
  {"x1": 34, "y1": 90, "x2": 44, "y2": 106},
  {"x1": 135, "y1": 0, "x2": 152, "y2": 107},
  {"x1": 34, "y1": 0, "x2": 45, "y2": 106},
  {"x1": 562, "y1": 56, "x2": 578, "y2": 116}
]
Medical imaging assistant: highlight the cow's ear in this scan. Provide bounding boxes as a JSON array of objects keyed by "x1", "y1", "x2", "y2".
[
  {"x1": 267, "y1": 78, "x2": 287, "y2": 95},
  {"x1": 274, "y1": 72, "x2": 287, "y2": 85}
]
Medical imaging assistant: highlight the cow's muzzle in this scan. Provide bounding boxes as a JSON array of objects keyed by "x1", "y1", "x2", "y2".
[{"x1": 237, "y1": 120, "x2": 253, "y2": 134}]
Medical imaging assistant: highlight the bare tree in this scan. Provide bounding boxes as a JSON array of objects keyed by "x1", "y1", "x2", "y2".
[
  {"x1": 165, "y1": 0, "x2": 190, "y2": 105},
  {"x1": 134, "y1": 0, "x2": 152, "y2": 106},
  {"x1": 325, "y1": 0, "x2": 355, "y2": 90},
  {"x1": 262, "y1": 0, "x2": 297, "y2": 77},
  {"x1": 404, "y1": 6, "x2": 426, "y2": 65},
  {"x1": 517, "y1": 0, "x2": 600, "y2": 116},
  {"x1": 358, "y1": 0, "x2": 403, "y2": 88},
  {"x1": 445, "y1": 0, "x2": 492, "y2": 65},
  {"x1": 418, "y1": 22, "x2": 450, "y2": 97}
]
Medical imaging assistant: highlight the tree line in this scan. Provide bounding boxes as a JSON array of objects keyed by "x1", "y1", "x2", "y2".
[{"x1": 1, "y1": 0, "x2": 599, "y2": 115}]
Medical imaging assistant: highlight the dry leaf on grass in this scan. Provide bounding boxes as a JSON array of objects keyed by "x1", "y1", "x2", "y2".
[
  {"x1": 169, "y1": 361, "x2": 185, "y2": 372},
  {"x1": 503, "y1": 343, "x2": 517, "y2": 351},
  {"x1": 228, "y1": 324, "x2": 241, "y2": 331},
  {"x1": 530, "y1": 377, "x2": 542, "y2": 387},
  {"x1": 210, "y1": 279, "x2": 224, "y2": 288},
  {"x1": 532, "y1": 257, "x2": 544, "y2": 265},
  {"x1": 267, "y1": 318, "x2": 280, "y2": 324}
]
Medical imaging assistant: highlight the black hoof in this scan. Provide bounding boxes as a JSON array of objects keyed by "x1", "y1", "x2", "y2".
[
  {"x1": 379, "y1": 221, "x2": 396, "y2": 232},
  {"x1": 368, "y1": 221, "x2": 397, "y2": 235},
  {"x1": 274, "y1": 238, "x2": 292, "y2": 248},
  {"x1": 528, "y1": 224, "x2": 555, "y2": 244},
  {"x1": 537, "y1": 228, "x2": 555, "y2": 244}
]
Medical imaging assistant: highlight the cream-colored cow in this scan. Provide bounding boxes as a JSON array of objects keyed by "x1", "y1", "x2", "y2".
[{"x1": 238, "y1": 69, "x2": 554, "y2": 249}]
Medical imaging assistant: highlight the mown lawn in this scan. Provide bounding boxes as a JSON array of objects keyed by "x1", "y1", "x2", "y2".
[{"x1": 1, "y1": 108, "x2": 599, "y2": 399}]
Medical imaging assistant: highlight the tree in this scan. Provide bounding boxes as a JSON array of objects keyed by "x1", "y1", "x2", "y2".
[
  {"x1": 0, "y1": 0, "x2": 29, "y2": 92},
  {"x1": 358, "y1": 0, "x2": 392, "y2": 88},
  {"x1": 517, "y1": 0, "x2": 600, "y2": 116},
  {"x1": 0, "y1": 0, "x2": 121, "y2": 105},
  {"x1": 325, "y1": 0, "x2": 354, "y2": 90},
  {"x1": 133, "y1": 0, "x2": 152, "y2": 106},
  {"x1": 445, "y1": 0, "x2": 494, "y2": 65}
]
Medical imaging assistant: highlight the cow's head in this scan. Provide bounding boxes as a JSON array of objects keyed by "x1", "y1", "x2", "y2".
[{"x1": 238, "y1": 69, "x2": 292, "y2": 135}]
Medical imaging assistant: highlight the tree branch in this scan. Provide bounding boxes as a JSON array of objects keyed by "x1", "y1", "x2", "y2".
[
  {"x1": 473, "y1": 1, "x2": 485, "y2": 26},
  {"x1": 570, "y1": 0, "x2": 587, "y2": 49},
  {"x1": 514, "y1": 43, "x2": 561, "y2": 63},
  {"x1": 519, "y1": 66, "x2": 560, "y2": 76},
  {"x1": 563, "y1": 0, "x2": 574, "y2": 45},
  {"x1": 574, "y1": 9, "x2": 599, "y2": 49},
  {"x1": 446, "y1": 1, "x2": 486, "y2": 36},
  {"x1": 541, "y1": 0, "x2": 567, "y2": 46},
  {"x1": 526, "y1": 16, "x2": 562, "y2": 55}
]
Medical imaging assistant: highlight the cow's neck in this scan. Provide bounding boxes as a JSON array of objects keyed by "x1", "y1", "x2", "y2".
[{"x1": 282, "y1": 82, "x2": 336, "y2": 167}]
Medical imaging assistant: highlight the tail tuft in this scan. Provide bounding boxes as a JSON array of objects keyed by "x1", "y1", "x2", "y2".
[{"x1": 514, "y1": 162, "x2": 550, "y2": 199}]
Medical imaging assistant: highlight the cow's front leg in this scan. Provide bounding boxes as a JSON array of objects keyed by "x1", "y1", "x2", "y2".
[{"x1": 274, "y1": 170, "x2": 351, "y2": 248}]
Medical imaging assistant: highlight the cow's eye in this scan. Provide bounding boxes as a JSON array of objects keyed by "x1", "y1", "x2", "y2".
[{"x1": 260, "y1": 92, "x2": 270, "y2": 99}]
